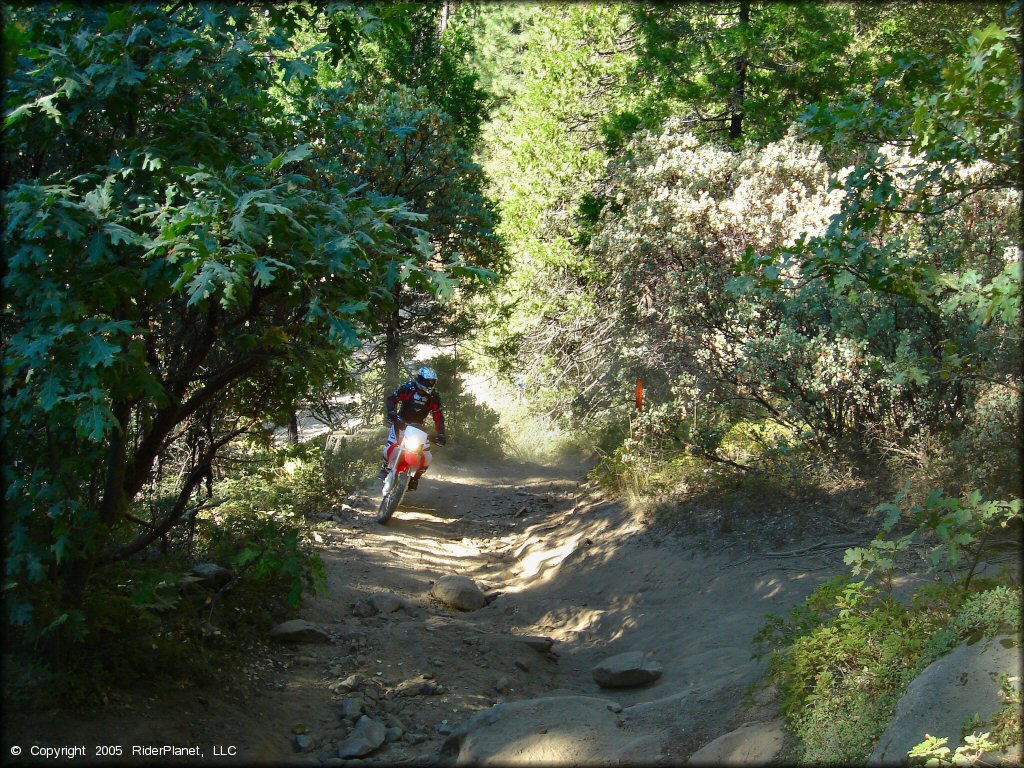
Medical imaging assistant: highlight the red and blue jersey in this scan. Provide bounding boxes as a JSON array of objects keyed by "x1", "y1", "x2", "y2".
[{"x1": 386, "y1": 381, "x2": 445, "y2": 434}]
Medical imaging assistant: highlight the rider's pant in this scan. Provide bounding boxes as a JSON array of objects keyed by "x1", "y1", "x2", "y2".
[{"x1": 383, "y1": 424, "x2": 432, "y2": 475}]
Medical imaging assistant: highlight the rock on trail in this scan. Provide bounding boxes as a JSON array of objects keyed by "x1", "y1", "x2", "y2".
[
  {"x1": 591, "y1": 650, "x2": 663, "y2": 689},
  {"x1": 687, "y1": 720, "x2": 786, "y2": 765},
  {"x1": 442, "y1": 695, "x2": 659, "y2": 765},
  {"x1": 431, "y1": 574, "x2": 487, "y2": 611},
  {"x1": 336, "y1": 715, "x2": 387, "y2": 758},
  {"x1": 269, "y1": 619, "x2": 332, "y2": 644}
]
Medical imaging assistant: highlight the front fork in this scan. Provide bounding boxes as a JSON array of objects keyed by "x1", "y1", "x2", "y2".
[{"x1": 384, "y1": 443, "x2": 423, "y2": 487}]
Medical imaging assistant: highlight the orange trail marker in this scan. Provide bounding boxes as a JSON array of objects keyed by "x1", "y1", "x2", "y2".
[{"x1": 636, "y1": 378, "x2": 643, "y2": 411}]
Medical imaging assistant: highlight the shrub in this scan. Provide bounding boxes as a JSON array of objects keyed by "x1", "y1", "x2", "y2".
[
  {"x1": 759, "y1": 578, "x2": 961, "y2": 764},
  {"x1": 3, "y1": 442, "x2": 332, "y2": 709},
  {"x1": 757, "y1": 496, "x2": 1021, "y2": 764}
]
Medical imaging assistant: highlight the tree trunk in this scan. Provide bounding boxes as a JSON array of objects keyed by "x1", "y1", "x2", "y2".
[
  {"x1": 729, "y1": 0, "x2": 750, "y2": 141},
  {"x1": 45, "y1": 400, "x2": 132, "y2": 668},
  {"x1": 385, "y1": 285, "x2": 402, "y2": 391},
  {"x1": 287, "y1": 410, "x2": 299, "y2": 445},
  {"x1": 45, "y1": 558, "x2": 91, "y2": 670},
  {"x1": 438, "y1": 0, "x2": 451, "y2": 38}
]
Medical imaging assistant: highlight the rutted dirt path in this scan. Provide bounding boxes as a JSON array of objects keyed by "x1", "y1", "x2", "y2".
[{"x1": 9, "y1": 455, "x2": 875, "y2": 765}]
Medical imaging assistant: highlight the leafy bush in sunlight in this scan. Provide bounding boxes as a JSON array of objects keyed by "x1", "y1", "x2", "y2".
[
  {"x1": 843, "y1": 488, "x2": 1022, "y2": 591},
  {"x1": 756, "y1": 501, "x2": 1021, "y2": 764},
  {"x1": 757, "y1": 577, "x2": 962, "y2": 764},
  {"x1": 545, "y1": 7, "x2": 1020, "y2": 499}
]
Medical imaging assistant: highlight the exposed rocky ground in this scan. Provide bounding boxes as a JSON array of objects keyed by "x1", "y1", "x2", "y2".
[{"x1": 7, "y1": 456, "x2": 1018, "y2": 765}]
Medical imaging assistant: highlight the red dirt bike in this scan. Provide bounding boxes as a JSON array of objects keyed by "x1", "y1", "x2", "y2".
[{"x1": 377, "y1": 424, "x2": 440, "y2": 524}]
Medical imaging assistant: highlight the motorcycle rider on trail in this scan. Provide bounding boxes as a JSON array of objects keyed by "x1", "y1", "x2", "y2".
[{"x1": 378, "y1": 366, "x2": 447, "y2": 490}]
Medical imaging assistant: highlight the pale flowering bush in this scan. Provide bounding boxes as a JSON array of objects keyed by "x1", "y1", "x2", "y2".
[{"x1": 583, "y1": 120, "x2": 1020, "y2": 484}]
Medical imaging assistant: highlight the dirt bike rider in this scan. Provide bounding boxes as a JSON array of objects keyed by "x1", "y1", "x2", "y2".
[{"x1": 377, "y1": 366, "x2": 447, "y2": 490}]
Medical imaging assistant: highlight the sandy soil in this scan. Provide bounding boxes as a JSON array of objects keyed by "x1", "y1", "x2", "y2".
[{"x1": 6, "y1": 451, "x2": 900, "y2": 766}]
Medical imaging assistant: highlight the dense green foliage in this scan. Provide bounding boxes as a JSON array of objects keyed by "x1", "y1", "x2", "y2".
[
  {"x1": 3, "y1": 2, "x2": 498, "y2": 675},
  {"x1": 756, "y1": 537, "x2": 1021, "y2": 763}
]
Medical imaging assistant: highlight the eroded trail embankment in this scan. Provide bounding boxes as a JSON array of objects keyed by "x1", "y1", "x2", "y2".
[{"x1": 9, "y1": 456, "x2": 865, "y2": 765}]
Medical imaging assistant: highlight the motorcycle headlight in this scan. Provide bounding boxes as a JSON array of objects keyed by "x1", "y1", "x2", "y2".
[{"x1": 403, "y1": 433, "x2": 424, "y2": 451}]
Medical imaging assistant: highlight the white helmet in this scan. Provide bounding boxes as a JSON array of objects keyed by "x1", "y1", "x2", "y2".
[{"x1": 414, "y1": 366, "x2": 438, "y2": 394}]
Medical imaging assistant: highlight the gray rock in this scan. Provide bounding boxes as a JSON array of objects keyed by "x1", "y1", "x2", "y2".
[
  {"x1": 403, "y1": 732, "x2": 428, "y2": 745},
  {"x1": 270, "y1": 619, "x2": 332, "y2": 644},
  {"x1": 333, "y1": 674, "x2": 363, "y2": 694},
  {"x1": 592, "y1": 651, "x2": 663, "y2": 688},
  {"x1": 436, "y1": 723, "x2": 454, "y2": 736},
  {"x1": 385, "y1": 726, "x2": 403, "y2": 743},
  {"x1": 687, "y1": 720, "x2": 786, "y2": 765},
  {"x1": 868, "y1": 634, "x2": 1022, "y2": 765},
  {"x1": 336, "y1": 716, "x2": 387, "y2": 758},
  {"x1": 293, "y1": 734, "x2": 316, "y2": 753},
  {"x1": 352, "y1": 591, "x2": 408, "y2": 618},
  {"x1": 431, "y1": 575, "x2": 486, "y2": 611},
  {"x1": 340, "y1": 697, "x2": 363, "y2": 721}
]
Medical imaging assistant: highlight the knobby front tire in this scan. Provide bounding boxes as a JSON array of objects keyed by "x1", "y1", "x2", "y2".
[{"x1": 377, "y1": 470, "x2": 409, "y2": 524}]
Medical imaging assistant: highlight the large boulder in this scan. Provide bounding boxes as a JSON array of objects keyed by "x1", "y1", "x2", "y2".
[
  {"x1": 269, "y1": 619, "x2": 331, "y2": 644},
  {"x1": 868, "y1": 635, "x2": 1021, "y2": 765},
  {"x1": 592, "y1": 651, "x2": 663, "y2": 689},
  {"x1": 431, "y1": 575, "x2": 487, "y2": 611},
  {"x1": 336, "y1": 716, "x2": 387, "y2": 758},
  {"x1": 688, "y1": 720, "x2": 786, "y2": 765}
]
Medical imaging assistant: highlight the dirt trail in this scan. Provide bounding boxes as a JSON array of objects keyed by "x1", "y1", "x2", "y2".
[{"x1": 8, "y1": 455, "x2": 872, "y2": 765}]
